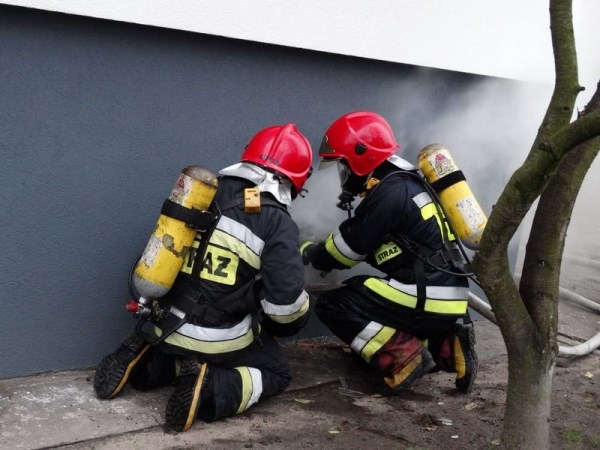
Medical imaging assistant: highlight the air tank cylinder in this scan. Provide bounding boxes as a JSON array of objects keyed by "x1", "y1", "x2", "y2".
[
  {"x1": 132, "y1": 165, "x2": 218, "y2": 302},
  {"x1": 417, "y1": 144, "x2": 487, "y2": 250}
]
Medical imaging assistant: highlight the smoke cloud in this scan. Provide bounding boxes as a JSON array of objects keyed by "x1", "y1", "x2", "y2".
[{"x1": 292, "y1": 76, "x2": 599, "y2": 296}]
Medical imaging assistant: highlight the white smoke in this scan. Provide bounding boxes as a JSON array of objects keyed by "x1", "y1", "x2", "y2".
[
  {"x1": 291, "y1": 2, "x2": 599, "y2": 289},
  {"x1": 290, "y1": 165, "x2": 385, "y2": 286}
]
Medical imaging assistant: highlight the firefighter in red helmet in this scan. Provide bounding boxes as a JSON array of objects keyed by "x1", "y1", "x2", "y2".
[
  {"x1": 301, "y1": 111, "x2": 478, "y2": 394},
  {"x1": 94, "y1": 123, "x2": 313, "y2": 432}
]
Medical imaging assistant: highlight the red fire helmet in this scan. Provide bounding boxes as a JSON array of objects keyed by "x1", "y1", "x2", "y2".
[
  {"x1": 319, "y1": 111, "x2": 400, "y2": 176},
  {"x1": 242, "y1": 123, "x2": 313, "y2": 195}
]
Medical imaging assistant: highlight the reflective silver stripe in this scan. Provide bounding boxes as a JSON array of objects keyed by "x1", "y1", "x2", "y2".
[
  {"x1": 246, "y1": 367, "x2": 263, "y2": 410},
  {"x1": 261, "y1": 290, "x2": 309, "y2": 316},
  {"x1": 169, "y1": 306, "x2": 185, "y2": 319},
  {"x1": 176, "y1": 314, "x2": 253, "y2": 341},
  {"x1": 216, "y1": 215, "x2": 265, "y2": 257},
  {"x1": 350, "y1": 321, "x2": 383, "y2": 354},
  {"x1": 332, "y1": 227, "x2": 365, "y2": 261},
  {"x1": 388, "y1": 278, "x2": 469, "y2": 299},
  {"x1": 413, "y1": 191, "x2": 433, "y2": 208}
]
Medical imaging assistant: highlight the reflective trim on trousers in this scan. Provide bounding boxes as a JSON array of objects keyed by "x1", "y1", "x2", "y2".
[
  {"x1": 364, "y1": 278, "x2": 469, "y2": 315},
  {"x1": 160, "y1": 315, "x2": 256, "y2": 354},
  {"x1": 235, "y1": 366, "x2": 263, "y2": 414},
  {"x1": 351, "y1": 321, "x2": 396, "y2": 363}
]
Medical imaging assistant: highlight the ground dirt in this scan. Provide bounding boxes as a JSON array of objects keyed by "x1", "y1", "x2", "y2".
[{"x1": 259, "y1": 334, "x2": 600, "y2": 450}]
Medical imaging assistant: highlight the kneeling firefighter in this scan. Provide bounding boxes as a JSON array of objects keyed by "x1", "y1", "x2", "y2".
[
  {"x1": 301, "y1": 111, "x2": 479, "y2": 394},
  {"x1": 93, "y1": 123, "x2": 314, "y2": 432}
]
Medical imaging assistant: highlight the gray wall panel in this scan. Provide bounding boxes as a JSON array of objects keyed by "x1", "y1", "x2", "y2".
[{"x1": 0, "y1": 6, "x2": 532, "y2": 377}]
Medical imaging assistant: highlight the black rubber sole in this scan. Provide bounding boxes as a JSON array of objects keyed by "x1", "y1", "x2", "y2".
[
  {"x1": 93, "y1": 334, "x2": 150, "y2": 399},
  {"x1": 455, "y1": 323, "x2": 478, "y2": 394},
  {"x1": 165, "y1": 361, "x2": 208, "y2": 432}
]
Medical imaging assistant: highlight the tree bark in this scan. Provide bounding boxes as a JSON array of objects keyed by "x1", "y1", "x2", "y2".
[
  {"x1": 501, "y1": 351, "x2": 554, "y2": 449},
  {"x1": 472, "y1": 1, "x2": 600, "y2": 448}
]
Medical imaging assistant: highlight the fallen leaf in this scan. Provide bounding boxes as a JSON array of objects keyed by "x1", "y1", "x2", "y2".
[
  {"x1": 294, "y1": 398, "x2": 312, "y2": 404},
  {"x1": 465, "y1": 402, "x2": 478, "y2": 410},
  {"x1": 583, "y1": 371, "x2": 593, "y2": 379},
  {"x1": 328, "y1": 429, "x2": 340, "y2": 435}
]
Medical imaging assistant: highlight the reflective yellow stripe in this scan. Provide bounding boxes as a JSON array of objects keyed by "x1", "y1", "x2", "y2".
[
  {"x1": 299, "y1": 241, "x2": 313, "y2": 253},
  {"x1": 261, "y1": 291, "x2": 310, "y2": 323},
  {"x1": 424, "y1": 298, "x2": 468, "y2": 314},
  {"x1": 364, "y1": 278, "x2": 467, "y2": 315},
  {"x1": 360, "y1": 325, "x2": 395, "y2": 363},
  {"x1": 161, "y1": 327, "x2": 256, "y2": 354},
  {"x1": 235, "y1": 366, "x2": 253, "y2": 414},
  {"x1": 211, "y1": 229, "x2": 261, "y2": 269},
  {"x1": 325, "y1": 234, "x2": 358, "y2": 267},
  {"x1": 365, "y1": 278, "x2": 417, "y2": 308},
  {"x1": 419, "y1": 198, "x2": 455, "y2": 241},
  {"x1": 265, "y1": 297, "x2": 310, "y2": 324}
]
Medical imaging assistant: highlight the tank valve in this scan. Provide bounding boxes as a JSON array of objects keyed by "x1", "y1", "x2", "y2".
[{"x1": 125, "y1": 299, "x2": 151, "y2": 319}]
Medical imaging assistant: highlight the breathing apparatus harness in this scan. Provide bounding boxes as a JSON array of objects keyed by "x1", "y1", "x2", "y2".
[
  {"x1": 341, "y1": 168, "x2": 481, "y2": 321},
  {"x1": 128, "y1": 190, "x2": 287, "y2": 345}
]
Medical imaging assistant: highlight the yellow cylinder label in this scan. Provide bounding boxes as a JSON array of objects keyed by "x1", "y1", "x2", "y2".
[
  {"x1": 439, "y1": 184, "x2": 486, "y2": 234},
  {"x1": 419, "y1": 147, "x2": 457, "y2": 182}
]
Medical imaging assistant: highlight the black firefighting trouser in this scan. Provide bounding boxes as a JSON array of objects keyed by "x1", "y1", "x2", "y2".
[
  {"x1": 142, "y1": 330, "x2": 291, "y2": 422},
  {"x1": 314, "y1": 276, "x2": 461, "y2": 378}
]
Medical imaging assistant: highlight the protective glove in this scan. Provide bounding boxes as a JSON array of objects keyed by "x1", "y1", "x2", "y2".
[{"x1": 299, "y1": 241, "x2": 316, "y2": 266}]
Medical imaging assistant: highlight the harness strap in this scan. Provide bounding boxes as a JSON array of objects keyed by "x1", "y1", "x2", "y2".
[
  {"x1": 161, "y1": 199, "x2": 217, "y2": 231},
  {"x1": 169, "y1": 276, "x2": 257, "y2": 326},
  {"x1": 138, "y1": 190, "x2": 283, "y2": 345},
  {"x1": 413, "y1": 255, "x2": 427, "y2": 314},
  {"x1": 428, "y1": 170, "x2": 466, "y2": 194},
  {"x1": 426, "y1": 243, "x2": 471, "y2": 273}
]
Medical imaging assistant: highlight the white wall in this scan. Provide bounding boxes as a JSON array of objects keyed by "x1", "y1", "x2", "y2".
[{"x1": 0, "y1": 1, "x2": 596, "y2": 87}]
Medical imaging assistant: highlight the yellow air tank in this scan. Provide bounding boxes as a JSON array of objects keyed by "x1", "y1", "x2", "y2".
[
  {"x1": 133, "y1": 165, "x2": 218, "y2": 302},
  {"x1": 417, "y1": 144, "x2": 487, "y2": 250}
]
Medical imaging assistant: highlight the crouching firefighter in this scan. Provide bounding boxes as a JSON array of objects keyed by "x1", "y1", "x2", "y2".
[
  {"x1": 301, "y1": 111, "x2": 479, "y2": 395},
  {"x1": 93, "y1": 123, "x2": 314, "y2": 432}
]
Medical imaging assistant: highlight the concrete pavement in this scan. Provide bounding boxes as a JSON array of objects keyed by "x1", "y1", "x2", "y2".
[{"x1": 1, "y1": 299, "x2": 598, "y2": 450}]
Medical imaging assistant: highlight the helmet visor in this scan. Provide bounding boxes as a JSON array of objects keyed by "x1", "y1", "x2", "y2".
[
  {"x1": 336, "y1": 161, "x2": 350, "y2": 187},
  {"x1": 318, "y1": 157, "x2": 350, "y2": 187},
  {"x1": 318, "y1": 158, "x2": 340, "y2": 171}
]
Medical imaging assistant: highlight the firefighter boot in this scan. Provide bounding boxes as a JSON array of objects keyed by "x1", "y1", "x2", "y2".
[
  {"x1": 93, "y1": 333, "x2": 151, "y2": 399},
  {"x1": 128, "y1": 346, "x2": 177, "y2": 391},
  {"x1": 165, "y1": 359, "x2": 211, "y2": 432},
  {"x1": 453, "y1": 322, "x2": 478, "y2": 393},
  {"x1": 380, "y1": 348, "x2": 436, "y2": 394},
  {"x1": 374, "y1": 331, "x2": 436, "y2": 395}
]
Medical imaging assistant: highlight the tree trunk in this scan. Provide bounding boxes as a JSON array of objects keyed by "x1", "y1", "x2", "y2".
[
  {"x1": 501, "y1": 347, "x2": 554, "y2": 449},
  {"x1": 472, "y1": 2, "x2": 600, "y2": 449}
]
